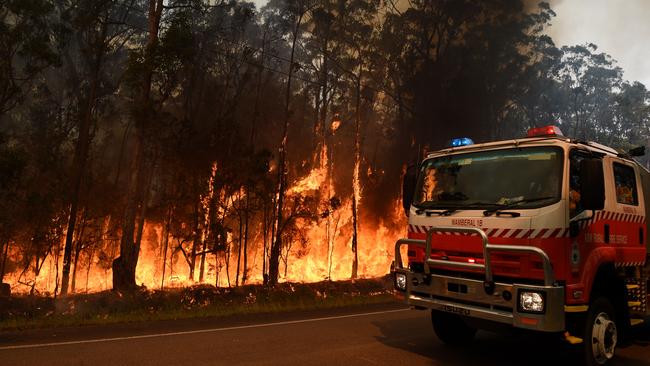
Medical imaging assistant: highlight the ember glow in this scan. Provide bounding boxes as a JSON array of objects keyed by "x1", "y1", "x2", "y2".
[{"x1": 4, "y1": 143, "x2": 405, "y2": 294}]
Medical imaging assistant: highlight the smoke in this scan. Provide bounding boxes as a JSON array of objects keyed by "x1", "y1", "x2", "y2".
[{"x1": 544, "y1": 0, "x2": 650, "y2": 86}]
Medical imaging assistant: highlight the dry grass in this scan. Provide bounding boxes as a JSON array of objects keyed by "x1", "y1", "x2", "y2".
[{"x1": 0, "y1": 276, "x2": 397, "y2": 330}]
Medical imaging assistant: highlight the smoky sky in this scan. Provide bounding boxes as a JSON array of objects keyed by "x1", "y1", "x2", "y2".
[
  {"x1": 254, "y1": 0, "x2": 649, "y2": 87},
  {"x1": 544, "y1": 0, "x2": 650, "y2": 86}
]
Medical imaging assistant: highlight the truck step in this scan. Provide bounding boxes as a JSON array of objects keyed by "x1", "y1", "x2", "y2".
[
  {"x1": 630, "y1": 318, "x2": 645, "y2": 326},
  {"x1": 628, "y1": 301, "x2": 642, "y2": 307},
  {"x1": 562, "y1": 331, "x2": 583, "y2": 345}
]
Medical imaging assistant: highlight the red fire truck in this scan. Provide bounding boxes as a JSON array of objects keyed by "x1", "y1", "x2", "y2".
[{"x1": 393, "y1": 126, "x2": 649, "y2": 365}]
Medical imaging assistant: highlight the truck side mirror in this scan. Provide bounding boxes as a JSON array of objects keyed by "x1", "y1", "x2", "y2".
[
  {"x1": 579, "y1": 158, "x2": 605, "y2": 211},
  {"x1": 402, "y1": 164, "x2": 418, "y2": 216},
  {"x1": 629, "y1": 146, "x2": 645, "y2": 157}
]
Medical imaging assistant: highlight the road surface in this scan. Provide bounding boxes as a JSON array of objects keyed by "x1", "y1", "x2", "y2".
[{"x1": 1, "y1": 303, "x2": 649, "y2": 365}]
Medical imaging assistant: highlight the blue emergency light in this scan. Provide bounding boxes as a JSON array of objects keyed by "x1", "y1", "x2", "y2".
[{"x1": 450, "y1": 137, "x2": 474, "y2": 147}]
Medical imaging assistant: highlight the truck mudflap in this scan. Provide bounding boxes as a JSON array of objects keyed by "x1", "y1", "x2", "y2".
[{"x1": 393, "y1": 226, "x2": 565, "y2": 332}]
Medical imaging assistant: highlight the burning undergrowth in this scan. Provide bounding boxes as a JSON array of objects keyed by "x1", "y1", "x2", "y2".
[
  {"x1": 0, "y1": 276, "x2": 396, "y2": 330},
  {"x1": 3, "y1": 142, "x2": 407, "y2": 295}
]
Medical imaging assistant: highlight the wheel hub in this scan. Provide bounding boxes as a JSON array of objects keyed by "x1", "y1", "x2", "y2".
[{"x1": 591, "y1": 312, "x2": 617, "y2": 364}]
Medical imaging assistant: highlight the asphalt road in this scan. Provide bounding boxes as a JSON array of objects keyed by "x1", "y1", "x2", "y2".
[{"x1": 1, "y1": 303, "x2": 649, "y2": 366}]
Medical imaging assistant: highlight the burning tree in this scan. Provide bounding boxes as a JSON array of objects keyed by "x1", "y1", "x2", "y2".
[{"x1": 1, "y1": 0, "x2": 649, "y2": 295}]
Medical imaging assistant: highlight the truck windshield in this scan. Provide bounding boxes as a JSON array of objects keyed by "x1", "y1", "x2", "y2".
[{"x1": 414, "y1": 146, "x2": 563, "y2": 209}]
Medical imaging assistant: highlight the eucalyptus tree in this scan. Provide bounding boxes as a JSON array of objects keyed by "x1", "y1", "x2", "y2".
[
  {"x1": 58, "y1": 0, "x2": 142, "y2": 295},
  {"x1": 264, "y1": 0, "x2": 316, "y2": 285}
]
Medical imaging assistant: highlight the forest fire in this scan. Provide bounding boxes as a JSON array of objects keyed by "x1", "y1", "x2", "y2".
[
  {"x1": 3, "y1": 0, "x2": 644, "y2": 303},
  {"x1": 2, "y1": 143, "x2": 405, "y2": 295}
]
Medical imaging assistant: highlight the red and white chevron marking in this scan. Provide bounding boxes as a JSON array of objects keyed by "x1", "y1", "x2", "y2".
[
  {"x1": 615, "y1": 261, "x2": 645, "y2": 267},
  {"x1": 408, "y1": 210, "x2": 645, "y2": 239},
  {"x1": 595, "y1": 210, "x2": 645, "y2": 223},
  {"x1": 408, "y1": 225, "x2": 569, "y2": 239}
]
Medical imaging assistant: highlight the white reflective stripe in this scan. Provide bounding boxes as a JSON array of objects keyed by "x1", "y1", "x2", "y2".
[
  {"x1": 541, "y1": 229, "x2": 555, "y2": 239},
  {"x1": 0, "y1": 309, "x2": 411, "y2": 351}
]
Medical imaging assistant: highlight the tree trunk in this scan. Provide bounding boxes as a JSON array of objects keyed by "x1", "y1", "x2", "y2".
[
  {"x1": 113, "y1": 0, "x2": 164, "y2": 292},
  {"x1": 269, "y1": 11, "x2": 305, "y2": 285},
  {"x1": 71, "y1": 245, "x2": 81, "y2": 294},
  {"x1": 85, "y1": 245, "x2": 95, "y2": 293},
  {"x1": 189, "y1": 200, "x2": 199, "y2": 282},
  {"x1": 225, "y1": 244, "x2": 231, "y2": 288},
  {"x1": 0, "y1": 240, "x2": 9, "y2": 283},
  {"x1": 160, "y1": 206, "x2": 171, "y2": 290},
  {"x1": 198, "y1": 239, "x2": 207, "y2": 283},
  {"x1": 70, "y1": 213, "x2": 88, "y2": 293},
  {"x1": 242, "y1": 194, "x2": 250, "y2": 285},
  {"x1": 317, "y1": 39, "x2": 329, "y2": 165},
  {"x1": 351, "y1": 64, "x2": 362, "y2": 280},
  {"x1": 61, "y1": 36, "x2": 105, "y2": 295},
  {"x1": 262, "y1": 202, "x2": 269, "y2": 285},
  {"x1": 113, "y1": 130, "x2": 143, "y2": 291},
  {"x1": 236, "y1": 194, "x2": 243, "y2": 287}
]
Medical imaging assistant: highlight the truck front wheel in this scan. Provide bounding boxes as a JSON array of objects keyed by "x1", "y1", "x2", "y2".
[
  {"x1": 431, "y1": 310, "x2": 476, "y2": 345},
  {"x1": 583, "y1": 297, "x2": 619, "y2": 366}
]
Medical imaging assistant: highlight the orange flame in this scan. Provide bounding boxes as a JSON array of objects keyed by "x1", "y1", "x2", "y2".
[{"x1": 5, "y1": 144, "x2": 406, "y2": 294}]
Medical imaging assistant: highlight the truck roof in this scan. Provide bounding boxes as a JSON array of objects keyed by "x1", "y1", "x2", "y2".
[{"x1": 426, "y1": 136, "x2": 636, "y2": 164}]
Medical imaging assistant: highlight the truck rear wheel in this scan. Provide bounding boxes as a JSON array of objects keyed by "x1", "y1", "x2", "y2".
[
  {"x1": 431, "y1": 310, "x2": 476, "y2": 345},
  {"x1": 583, "y1": 297, "x2": 619, "y2": 366}
]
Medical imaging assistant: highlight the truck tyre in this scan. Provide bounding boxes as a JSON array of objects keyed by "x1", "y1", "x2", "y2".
[
  {"x1": 583, "y1": 297, "x2": 618, "y2": 366},
  {"x1": 431, "y1": 310, "x2": 476, "y2": 345}
]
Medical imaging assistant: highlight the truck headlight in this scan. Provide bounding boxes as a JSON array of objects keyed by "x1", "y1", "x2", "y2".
[
  {"x1": 518, "y1": 290, "x2": 545, "y2": 313},
  {"x1": 395, "y1": 273, "x2": 407, "y2": 291}
]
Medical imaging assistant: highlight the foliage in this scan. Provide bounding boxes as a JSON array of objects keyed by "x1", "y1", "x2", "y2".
[{"x1": 0, "y1": 0, "x2": 649, "y2": 293}]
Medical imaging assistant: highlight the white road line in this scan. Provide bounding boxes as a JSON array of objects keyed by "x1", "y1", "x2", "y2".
[{"x1": 0, "y1": 308, "x2": 409, "y2": 351}]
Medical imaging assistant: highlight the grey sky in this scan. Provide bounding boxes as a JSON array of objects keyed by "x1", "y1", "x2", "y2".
[{"x1": 546, "y1": 0, "x2": 650, "y2": 87}]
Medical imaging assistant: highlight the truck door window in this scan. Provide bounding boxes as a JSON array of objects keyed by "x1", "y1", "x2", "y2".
[
  {"x1": 613, "y1": 162, "x2": 638, "y2": 205},
  {"x1": 569, "y1": 150, "x2": 588, "y2": 218}
]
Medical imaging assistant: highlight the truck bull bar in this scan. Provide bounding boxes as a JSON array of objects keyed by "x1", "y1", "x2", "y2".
[{"x1": 393, "y1": 226, "x2": 565, "y2": 332}]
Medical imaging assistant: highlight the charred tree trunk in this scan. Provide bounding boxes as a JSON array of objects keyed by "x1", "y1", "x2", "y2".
[
  {"x1": 262, "y1": 201, "x2": 270, "y2": 284},
  {"x1": 160, "y1": 206, "x2": 171, "y2": 290},
  {"x1": 132, "y1": 165, "x2": 152, "y2": 282},
  {"x1": 190, "y1": 200, "x2": 199, "y2": 282},
  {"x1": 70, "y1": 213, "x2": 88, "y2": 293},
  {"x1": 242, "y1": 194, "x2": 250, "y2": 285},
  {"x1": 351, "y1": 63, "x2": 362, "y2": 280},
  {"x1": 225, "y1": 243, "x2": 231, "y2": 288},
  {"x1": 317, "y1": 39, "x2": 329, "y2": 164},
  {"x1": 61, "y1": 25, "x2": 106, "y2": 295},
  {"x1": 85, "y1": 244, "x2": 95, "y2": 293},
  {"x1": 113, "y1": 0, "x2": 163, "y2": 292},
  {"x1": 0, "y1": 240, "x2": 9, "y2": 284},
  {"x1": 236, "y1": 193, "x2": 243, "y2": 287},
  {"x1": 70, "y1": 245, "x2": 80, "y2": 294},
  {"x1": 269, "y1": 11, "x2": 305, "y2": 285},
  {"x1": 198, "y1": 240, "x2": 207, "y2": 283},
  {"x1": 113, "y1": 128, "x2": 144, "y2": 291}
]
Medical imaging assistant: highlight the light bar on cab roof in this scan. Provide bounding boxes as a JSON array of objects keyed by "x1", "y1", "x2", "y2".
[
  {"x1": 450, "y1": 137, "x2": 474, "y2": 147},
  {"x1": 527, "y1": 125, "x2": 564, "y2": 138}
]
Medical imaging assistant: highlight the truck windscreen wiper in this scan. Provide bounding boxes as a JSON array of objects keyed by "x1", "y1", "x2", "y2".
[
  {"x1": 415, "y1": 207, "x2": 458, "y2": 216},
  {"x1": 482, "y1": 196, "x2": 555, "y2": 217},
  {"x1": 414, "y1": 202, "x2": 461, "y2": 216}
]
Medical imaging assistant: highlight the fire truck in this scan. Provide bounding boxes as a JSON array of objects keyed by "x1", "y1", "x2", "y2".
[{"x1": 393, "y1": 126, "x2": 649, "y2": 365}]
